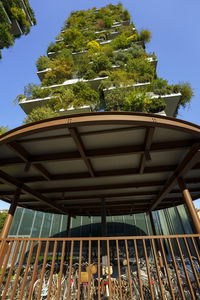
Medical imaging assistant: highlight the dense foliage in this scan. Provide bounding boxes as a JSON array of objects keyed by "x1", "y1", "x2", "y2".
[
  {"x1": 23, "y1": 106, "x2": 59, "y2": 124},
  {"x1": 0, "y1": 0, "x2": 36, "y2": 58},
  {"x1": 17, "y1": 3, "x2": 193, "y2": 121}
]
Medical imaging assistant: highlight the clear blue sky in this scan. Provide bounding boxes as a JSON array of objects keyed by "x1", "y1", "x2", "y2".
[{"x1": 0, "y1": 0, "x2": 200, "y2": 209}]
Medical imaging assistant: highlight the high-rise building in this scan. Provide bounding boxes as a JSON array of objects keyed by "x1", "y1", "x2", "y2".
[
  {"x1": 10, "y1": 4, "x2": 194, "y2": 238},
  {"x1": 0, "y1": 0, "x2": 36, "y2": 58},
  {"x1": 17, "y1": 4, "x2": 191, "y2": 121}
]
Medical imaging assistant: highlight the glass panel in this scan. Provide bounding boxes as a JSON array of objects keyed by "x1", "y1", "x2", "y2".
[
  {"x1": 32, "y1": 211, "x2": 44, "y2": 238},
  {"x1": 135, "y1": 213, "x2": 147, "y2": 235},
  {"x1": 71, "y1": 216, "x2": 81, "y2": 237},
  {"x1": 91, "y1": 216, "x2": 101, "y2": 236},
  {"x1": 145, "y1": 213, "x2": 153, "y2": 235},
  {"x1": 9, "y1": 207, "x2": 23, "y2": 236},
  {"x1": 50, "y1": 214, "x2": 62, "y2": 237},
  {"x1": 18, "y1": 208, "x2": 35, "y2": 236},
  {"x1": 177, "y1": 204, "x2": 193, "y2": 234},
  {"x1": 40, "y1": 213, "x2": 52, "y2": 237},
  {"x1": 81, "y1": 216, "x2": 92, "y2": 236},
  {"x1": 60, "y1": 215, "x2": 68, "y2": 236}
]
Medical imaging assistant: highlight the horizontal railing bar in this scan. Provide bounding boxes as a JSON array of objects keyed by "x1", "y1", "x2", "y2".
[{"x1": 2, "y1": 233, "x2": 200, "y2": 242}]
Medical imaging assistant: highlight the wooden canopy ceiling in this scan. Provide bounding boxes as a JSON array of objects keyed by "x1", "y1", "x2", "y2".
[{"x1": 0, "y1": 112, "x2": 200, "y2": 216}]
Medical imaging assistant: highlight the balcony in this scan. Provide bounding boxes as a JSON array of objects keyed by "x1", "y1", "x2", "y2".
[{"x1": 0, "y1": 234, "x2": 199, "y2": 299}]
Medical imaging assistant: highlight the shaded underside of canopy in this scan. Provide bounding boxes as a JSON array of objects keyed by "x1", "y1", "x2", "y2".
[{"x1": 0, "y1": 112, "x2": 200, "y2": 216}]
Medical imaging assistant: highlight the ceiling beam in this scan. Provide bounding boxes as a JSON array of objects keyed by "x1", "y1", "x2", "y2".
[
  {"x1": 150, "y1": 143, "x2": 200, "y2": 211},
  {"x1": 17, "y1": 125, "x2": 146, "y2": 144},
  {"x1": 8, "y1": 142, "x2": 52, "y2": 180},
  {"x1": 3, "y1": 175, "x2": 200, "y2": 199},
  {"x1": 139, "y1": 127, "x2": 155, "y2": 174},
  {"x1": 30, "y1": 180, "x2": 165, "y2": 194},
  {"x1": 69, "y1": 127, "x2": 95, "y2": 177},
  {"x1": 0, "y1": 138, "x2": 197, "y2": 167},
  {"x1": 0, "y1": 169, "x2": 68, "y2": 215},
  {"x1": 16, "y1": 164, "x2": 177, "y2": 183}
]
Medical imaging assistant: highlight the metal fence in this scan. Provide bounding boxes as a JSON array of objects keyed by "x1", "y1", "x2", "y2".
[{"x1": 0, "y1": 234, "x2": 200, "y2": 299}]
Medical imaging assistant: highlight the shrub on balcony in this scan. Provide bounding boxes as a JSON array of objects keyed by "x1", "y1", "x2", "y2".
[
  {"x1": 47, "y1": 41, "x2": 65, "y2": 54},
  {"x1": 112, "y1": 30, "x2": 138, "y2": 50},
  {"x1": 103, "y1": 16, "x2": 114, "y2": 28},
  {"x1": 25, "y1": 84, "x2": 51, "y2": 99},
  {"x1": 104, "y1": 88, "x2": 126, "y2": 111},
  {"x1": 50, "y1": 88, "x2": 75, "y2": 110},
  {"x1": 126, "y1": 57, "x2": 155, "y2": 82},
  {"x1": 75, "y1": 53, "x2": 90, "y2": 78},
  {"x1": 123, "y1": 89, "x2": 166, "y2": 113},
  {"x1": 83, "y1": 69, "x2": 97, "y2": 80},
  {"x1": 0, "y1": 23, "x2": 14, "y2": 48},
  {"x1": 50, "y1": 82, "x2": 99, "y2": 110},
  {"x1": 87, "y1": 40, "x2": 101, "y2": 54},
  {"x1": 122, "y1": 9, "x2": 131, "y2": 21},
  {"x1": 101, "y1": 44, "x2": 114, "y2": 58},
  {"x1": 112, "y1": 44, "x2": 145, "y2": 66},
  {"x1": 14, "y1": 84, "x2": 51, "y2": 102},
  {"x1": 72, "y1": 82, "x2": 99, "y2": 106},
  {"x1": 36, "y1": 56, "x2": 51, "y2": 71},
  {"x1": 0, "y1": 2, "x2": 9, "y2": 24},
  {"x1": 139, "y1": 29, "x2": 151, "y2": 43},
  {"x1": 98, "y1": 70, "x2": 110, "y2": 77},
  {"x1": 101, "y1": 69, "x2": 134, "y2": 89},
  {"x1": 10, "y1": 6, "x2": 30, "y2": 34},
  {"x1": 24, "y1": 106, "x2": 59, "y2": 124},
  {"x1": 42, "y1": 57, "x2": 73, "y2": 86},
  {"x1": 91, "y1": 54, "x2": 112, "y2": 73}
]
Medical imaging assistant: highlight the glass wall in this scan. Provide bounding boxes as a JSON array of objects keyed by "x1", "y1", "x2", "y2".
[{"x1": 8, "y1": 204, "x2": 195, "y2": 238}]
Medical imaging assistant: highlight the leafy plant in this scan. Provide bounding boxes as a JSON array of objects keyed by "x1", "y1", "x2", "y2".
[
  {"x1": 0, "y1": 126, "x2": 8, "y2": 135},
  {"x1": 139, "y1": 29, "x2": 151, "y2": 43},
  {"x1": 91, "y1": 54, "x2": 112, "y2": 73},
  {"x1": 98, "y1": 70, "x2": 110, "y2": 77},
  {"x1": 0, "y1": 23, "x2": 14, "y2": 48},
  {"x1": 42, "y1": 57, "x2": 73, "y2": 86},
  {"x1": 104, "y1": 88, "x2": 127, "y2": 111},
  {"x1": 103, "y1": 16, "x2": 113, "y2": 28},
  {"x1": 122, "y1": 9, "x2": 131, "y2": 21},
  {"x1": 47, "y1": 41, "x2": 65, "y2": 54},
  {"x1": 24, "y1": 106, "x2": 59, "y2": 124},
  {"x1": 36, "y1": 56, "x2": 51, "y2": 71},
  {"x1": 83, "y1": 69, "x2": 97, "y2": 80},
  {"x1": 126, "y1": 57, "x2": 155, "y2": 82},
  {"x1": 10, "y1": 6, "x2": 30, "y2": 34},
  {"x1": 72, "y1": 82, "x2": 99, "y2": 106},
  {"x1": 0, "y1": 2, "x2": 10, "y2": 24},
  {"x1": 87, "y1": 40, "x2": 101, "y2": 54},
  {"x1": 50, "y1": 87, "x2": 75, "y2": 110},
  {"x1": 123, "y1": 89, "x2": 165, "y2": 113},
  {"x1": 15, "y1": 84, "x2": 51, "y2": 101}
]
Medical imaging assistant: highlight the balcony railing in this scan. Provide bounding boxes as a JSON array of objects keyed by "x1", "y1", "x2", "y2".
[{"x1": 0, "y1": 234, "x2": 200, "y2": 299}]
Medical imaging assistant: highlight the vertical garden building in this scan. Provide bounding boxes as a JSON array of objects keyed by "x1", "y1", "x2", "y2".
[
  {"x1": 0, "y1": 0, "x2": 36, "y2": 59},
  {"x1": 8, "y1": 4, "x2": 196, "y2": 238}
]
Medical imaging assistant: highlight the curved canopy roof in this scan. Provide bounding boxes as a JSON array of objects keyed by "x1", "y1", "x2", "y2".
[{"x1": 0, "y1": 112, "x2": 200, "y2": 216}]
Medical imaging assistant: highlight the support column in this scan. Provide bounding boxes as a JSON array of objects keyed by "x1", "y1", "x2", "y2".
[
  {"x1": 0, "y1": 189, "x2": 21, "y2": 239},
  {"x1": 149, "y1": 211, "x2": 164, "y2": 270},
  {"x1": 178, "y1": 177, "x2": 200, "y2": 234},
  {"x1": 66, "y1": 213, "x2": 71, "y2": 237},
  {"x1": 0, "y1": 189, "x2": 21, "y2": 267},
  {"x1": 101, "y1": 198, "x2": 107, "y2": 267}
]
